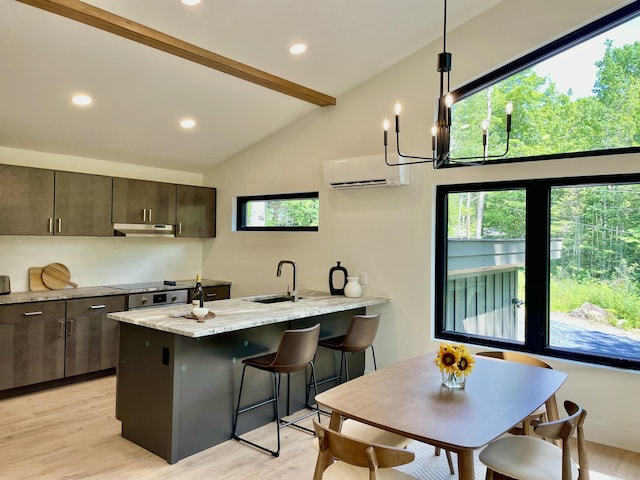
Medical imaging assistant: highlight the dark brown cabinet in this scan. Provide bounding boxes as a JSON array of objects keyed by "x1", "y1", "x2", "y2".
[
  {"x1": 0, "y1": 301, "x2": 66, "y2": 390},
  {"x1": 112, "y1": 178, "x2": 176, "y2": 225},
  {"x1": 176, "y1": 185, "x2": 217, "y2": 238},
  {"x1": 0, "y1": 295, "x2": 126, "y2": 392},
  {"x1": 65, "y1": 296, "x2": 125, "y2": 377},
  {"x1": 0, "y1": 166, "x2": 112, "y2": 236},
  {"x1": 54, "y1": 171, "x2": 113, "y2": 236},
  {"x1": 0, "y1": 164, "x2": 55, "y2": 235},
  {"x1": 188, "y1": 284, "x2": 231, "y2": 304}
]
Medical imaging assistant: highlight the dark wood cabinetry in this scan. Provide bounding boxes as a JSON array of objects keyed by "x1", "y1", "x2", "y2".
[
  {"x1": 188, "y1": 284, "x2": 230, "y2": 304},
  {"x1": 112, "y1": 178, "x2": 176, "y2": 225},
  {"x1": 0, "y1": 301, "x2": 66, "y2": 390},
  {"x1": 0, "y1": 166, "x2": 112, "y2": 236},
  {"x1": 0, "y1": 164, "x2": 55, "y2": 235},
  {"x1": 0, "y1": 295, "x2": 126, "y2": 392},
  {"x1": 65, "y1": 296, "x2": 125, "y2": 377},
  {"x1": 1, "y1": 164, "x2": 216, "y2": 237},
  {"x1": 54, "y1": 171, "x2": 113, "y2": 236},
  {"x1": 176, "y1": 185, "x2": 217, "y2": 238}
]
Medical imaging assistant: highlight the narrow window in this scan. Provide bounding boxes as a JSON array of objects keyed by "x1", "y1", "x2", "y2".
[{"x1": 237, "y1": 192, "x2": 319, "y2": 231}]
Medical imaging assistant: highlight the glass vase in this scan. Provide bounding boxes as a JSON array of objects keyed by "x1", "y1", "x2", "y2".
[{"x1": 441, "y1": 370, "x2": 466, "y2": 389}]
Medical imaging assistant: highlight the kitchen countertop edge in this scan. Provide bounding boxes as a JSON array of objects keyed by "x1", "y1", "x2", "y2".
[
  {"x1": 0, "y1": 279, "x2": 232, "y2": 305},
  {"x1": 108, "y1": 290, "x2": 391, "y2": 338}
]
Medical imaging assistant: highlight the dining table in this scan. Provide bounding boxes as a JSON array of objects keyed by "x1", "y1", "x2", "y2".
[{"x1": 315, "y1": 353, "x2": 568, "y2": 480}]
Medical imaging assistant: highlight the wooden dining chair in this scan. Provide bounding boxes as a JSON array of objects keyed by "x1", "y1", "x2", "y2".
[
  {"x1": 313, "y1": 420, "x2": 420, "y2": 480},
  {"x1": 311, "y1": 418, "x2": 456, "y2": 476},
  {"x1": 479, "y1": 400, "x2": 589, "y2": 480},
  {"x1": 477, "y1": 351, "x2": 559, "y2": 437}
]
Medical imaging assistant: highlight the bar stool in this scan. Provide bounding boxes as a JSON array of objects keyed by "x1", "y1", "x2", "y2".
[
  {"x1": 316, "y1": 313, "x2": 380, "y2": 388},
  {"x1": 232, "y1": 323, "x2": 321, "y2": 457}
]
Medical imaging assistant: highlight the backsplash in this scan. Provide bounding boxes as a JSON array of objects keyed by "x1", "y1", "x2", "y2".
[{"x1": 0, "y1": 236, "x2": 205, "y2": 293}]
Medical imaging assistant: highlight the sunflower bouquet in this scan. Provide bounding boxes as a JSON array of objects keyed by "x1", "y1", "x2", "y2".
[{"x1": 434, "y1": 342, "x2": 475, "y2": 388}]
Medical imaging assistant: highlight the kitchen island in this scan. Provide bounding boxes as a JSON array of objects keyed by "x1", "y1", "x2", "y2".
[{"x1": 109, "y1": 290, "x2": 390, "y2": 463}]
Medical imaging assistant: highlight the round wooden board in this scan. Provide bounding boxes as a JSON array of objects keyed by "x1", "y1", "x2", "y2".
[{"x1": 41, "y1": 263, "x2": 77, "y2": 289}]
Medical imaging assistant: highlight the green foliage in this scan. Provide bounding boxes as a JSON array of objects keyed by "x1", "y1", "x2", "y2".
[
  {"x1": 450, "y1": 40, "x2": 640, "y2": 160},
  {"x1": 550, "y1": 276, "x2": 640, "y2": 330},
  {"x1": 265, "y1": 199, "x2": 318, "y2": 227}
]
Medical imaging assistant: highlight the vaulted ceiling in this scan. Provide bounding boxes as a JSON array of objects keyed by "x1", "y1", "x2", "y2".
[{"x1": 1, "y1": 0, "x2": 505, "y2": 173}]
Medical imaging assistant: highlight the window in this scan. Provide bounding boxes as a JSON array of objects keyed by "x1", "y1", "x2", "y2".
[
  {"x1": 435, "y1": 175, "x2": 640, "y2": 370},
  {"x1": 446, "y1": 3, "x2": 640, "y2": 166},
  {"x1": 236, "y1": 192, "x2": 319, "y2": 231}
]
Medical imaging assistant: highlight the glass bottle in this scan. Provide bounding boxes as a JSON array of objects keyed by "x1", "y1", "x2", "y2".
[{"x1": 192, "y1": 274, "x2": 204, "y2": 307}]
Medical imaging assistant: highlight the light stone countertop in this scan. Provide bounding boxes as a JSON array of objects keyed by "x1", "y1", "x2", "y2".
[
  {"x1": 0, "y1": 279, "x2": 231, "y2": 305},
  {"x1": 108, "y1": 290, "x2": 391, "y2": 338}
]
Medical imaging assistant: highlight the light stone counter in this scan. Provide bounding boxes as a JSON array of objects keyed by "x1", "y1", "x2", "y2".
[
  {"x1": 108, "y1": 290, "x2": 391, "y2": 338},
  {"x1": 0, "y1": 279, "x2": 231, "y2": 305}
]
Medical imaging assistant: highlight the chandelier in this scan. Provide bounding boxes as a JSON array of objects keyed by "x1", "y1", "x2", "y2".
[{"x1": 383, "y1": 0, "x2": 513, "y2": 168}]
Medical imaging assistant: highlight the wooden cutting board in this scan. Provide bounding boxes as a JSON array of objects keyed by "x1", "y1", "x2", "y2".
[
  {"x1": 29, "y1": 267, "x2": 50, "y2": 291},
  {"x1": 41, "y1": 263, "x2": 78, "y2": 289}
]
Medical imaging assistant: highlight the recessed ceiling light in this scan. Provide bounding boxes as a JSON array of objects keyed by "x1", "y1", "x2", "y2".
[
  {"x1": 289, "y1": 43, "x2": 306, "y2": 55},
  {"x1": 181, "y1": 0, "x2": 201, "y2": 6},
  {"x1": 71, "y1": 93, "x2": 92, "y2": 107},
  {"x1": 180, "y1": 118, "x2": 197, "y2": 129}
]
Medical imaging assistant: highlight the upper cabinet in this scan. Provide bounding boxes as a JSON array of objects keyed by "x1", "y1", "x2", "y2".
[
  {"x1": 55, "y1": 171, "x2": 113, "y2": 236},
  {"x1": 176, "y1": 185, "x2": 216, "y2": 238},
  {"x1": 0, "y1": 166, "x2": 112, "y2": 236},
  {"x1": 0, "y1": 164, "x2": 216, "y2": 238},
  {"x1": 112, "y1": 178, "x2": 176, "y2": 225},
  {"x1": 0, "y1": 164, "x2": 55, "y2": 235}
]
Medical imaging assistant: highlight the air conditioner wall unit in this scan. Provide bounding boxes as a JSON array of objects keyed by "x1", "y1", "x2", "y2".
[{"x1": 323, "y1": 154, "x2": 410, "y2": 189}]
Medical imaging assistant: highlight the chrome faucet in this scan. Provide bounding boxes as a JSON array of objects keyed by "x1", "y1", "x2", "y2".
[{"x1": 276, "y1": 260, "x2": 298, "y2": 302}]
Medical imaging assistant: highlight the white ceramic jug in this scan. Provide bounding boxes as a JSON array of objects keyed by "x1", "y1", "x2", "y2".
[{"x1": 344, "y1": 277, "x2": 362, "y2": 298}]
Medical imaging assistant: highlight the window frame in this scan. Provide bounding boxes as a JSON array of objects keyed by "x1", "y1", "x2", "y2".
[
  {"x1": 441, "y1": 2, "x2": 640, "y2": 168},
  {"x1": 435, "y1": 173, "x2": 640, "y2": 371},
  {"x1": 236, "y1": 191, "x2": 319, "y2": 232}
]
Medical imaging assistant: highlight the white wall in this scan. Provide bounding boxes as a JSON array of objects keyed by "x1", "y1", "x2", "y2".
[
  {"x1": 0, "y1": 146, "x2": 208, "y2": 289},
  {"x1": 203, "y1": 0, "x2": 640, "y2": 452}
]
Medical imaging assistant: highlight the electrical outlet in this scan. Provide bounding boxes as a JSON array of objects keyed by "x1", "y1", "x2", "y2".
[{"x1": 360, "y1": 272, "x2": 368, "y2": 285}]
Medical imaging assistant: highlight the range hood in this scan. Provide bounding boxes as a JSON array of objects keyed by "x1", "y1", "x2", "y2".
[{"x1": 114, "y1": 223, "x2": 175, "y2": 237}]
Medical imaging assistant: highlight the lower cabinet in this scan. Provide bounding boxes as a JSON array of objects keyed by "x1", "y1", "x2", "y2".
[
  {"x1": 0, "y1": 295, "x2": 126, "y2": 392},
  {"x1": 0, "y1": 301, "x2": 66, "y2": 390},
  {"x1": 65, "y1": 296, "x2": 126, "y2": 377},
  {"x1": 188, "y1": 284, "x2": 231, "y2": 304}
]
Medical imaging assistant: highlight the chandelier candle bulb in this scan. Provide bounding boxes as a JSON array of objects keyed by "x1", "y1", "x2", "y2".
[
  {"x1": 431, "y1": 125, "x2": 437, "y2": 151},
  {"x1": 506, "y1": 101, "x2": 514, "y2": 132},
  {"x1": 383, "y1": 119, "x2": 389, "y2": 146},
  {"x1": 394, "y1": 102, "x2": 401, "y2": 133}
]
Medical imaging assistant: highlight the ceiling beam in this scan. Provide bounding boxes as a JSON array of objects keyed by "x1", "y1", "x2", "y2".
[{"x1": 17, "y1": 0, "x2": 337, "y2": 107}]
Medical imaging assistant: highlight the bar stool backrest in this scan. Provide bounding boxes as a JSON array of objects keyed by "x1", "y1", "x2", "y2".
[
  {"x1": 271, "y1": 323, "x2": 321, "y2": 373},
  {"x1": 341, "y1": 314, "x2": 381, "y2": 353}
]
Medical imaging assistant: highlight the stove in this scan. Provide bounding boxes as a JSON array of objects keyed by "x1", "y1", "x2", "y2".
[
  {"x1": 106, "y1": 280, "x2": 177, "y2": 290},
  {"x1": 105, "y1": 281, "x2": 188, "y2": 309}
]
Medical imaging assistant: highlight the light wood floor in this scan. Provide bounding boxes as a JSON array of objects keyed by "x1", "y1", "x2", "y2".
[{"x1": 1, "y1": 375, "x2": 638, "y2": 479}]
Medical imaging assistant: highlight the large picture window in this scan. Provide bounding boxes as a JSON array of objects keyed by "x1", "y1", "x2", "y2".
[
  {"x1": 435, "y1": 176, "x2": 640, "y2": 370},
  {"x1": 446, "y1": 3, "x2": 640, "y2": 166}
]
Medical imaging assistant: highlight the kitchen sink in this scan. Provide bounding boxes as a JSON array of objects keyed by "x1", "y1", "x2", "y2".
[
  {"x1": 252, "y1": 296, "x2": 294, "y2": 304},
  {"x1": 246, "y1": 295, "x2": 305, "y2": 304}
]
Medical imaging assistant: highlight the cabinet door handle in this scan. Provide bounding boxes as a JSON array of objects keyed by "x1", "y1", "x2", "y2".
[
  {"x1": 178, "y1": 222, "x2": 182, "y2": 235},
  {"x1": 57, "y1": 218, "x2": 62, "y2": 233},
  {"x1": 58, "y1": 319, "x2": 65, "y2": 337},
  {"x1": 148, "y1": 209, "x2": 152, "y2": 222},
  {"x1": 23, "y1": 311, "x2": 43, "y2": 316},
  {"x1": 206, "y1": 293, "x2": 217, "y2": 298},
  {"x1": 90, "y1": 304, "x2": 106, "y2": 310},
  {"x1": 143, "y1": 209, "x2": 147, "y2": 222},
  {"x1": 48, "y1": 218, "x2": 53, "y2": 233},
  {"x1": 67, "y1": 319, "x2": 74, "y2": 337}
]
